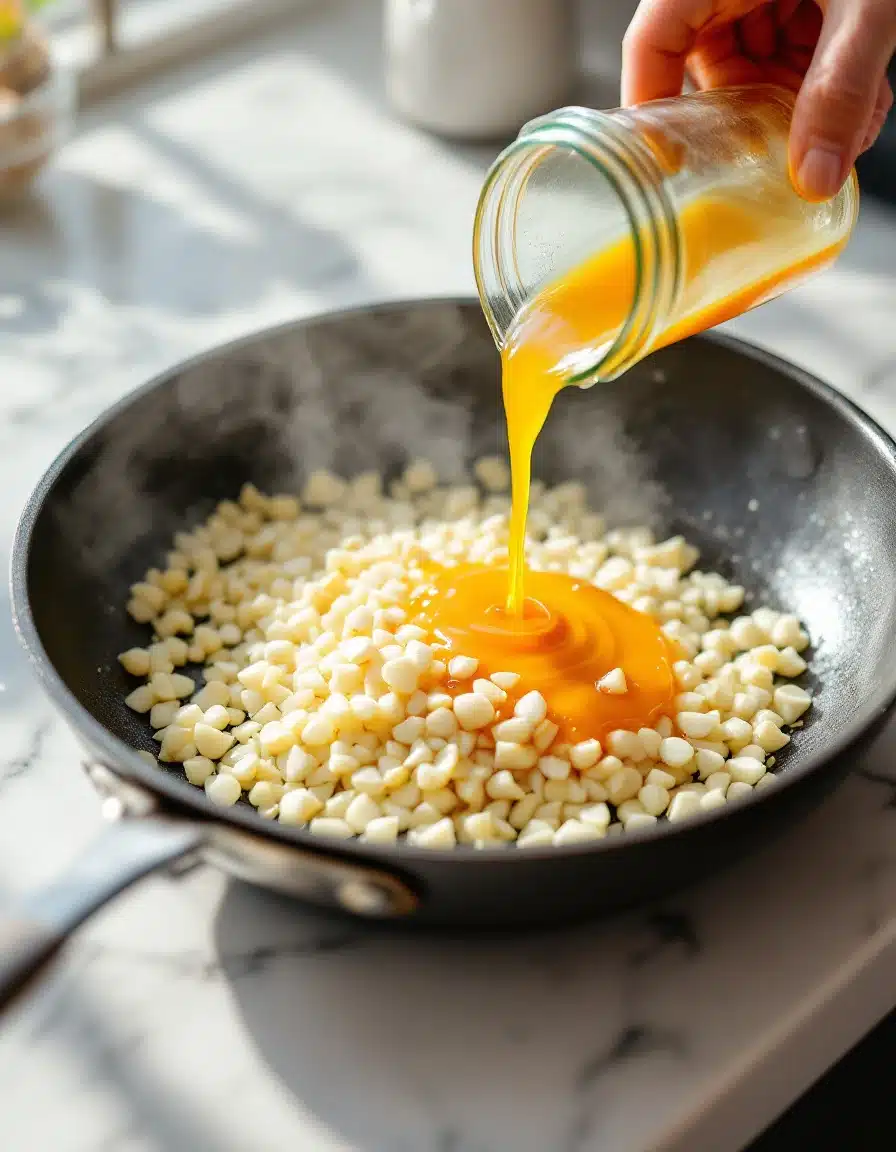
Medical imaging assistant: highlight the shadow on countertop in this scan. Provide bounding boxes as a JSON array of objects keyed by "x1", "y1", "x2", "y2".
[
  {"x1": 211, "y1": 750, "x2": 896, "y2": 1152},
  {"x1": 212, "y1": 880, "x2": 695, "y2": 1152},
  {"x1": 214, "y1": 863, "x2": 896, "y2": 1152}
]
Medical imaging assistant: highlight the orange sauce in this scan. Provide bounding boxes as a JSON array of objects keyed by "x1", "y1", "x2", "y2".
[
  {"x1": 410, "y1": 564, "x2": 680, "y2": 742},
  {"x1": 501, "y1": 195, "x2": 845, "y2": 614},
  {"x1": 412, "y1": 193, "x2": 843, "y2": 742}
]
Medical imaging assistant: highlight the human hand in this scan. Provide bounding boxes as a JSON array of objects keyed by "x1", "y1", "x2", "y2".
[{"x1": 622, "y1": 0, "x2": 896, "y2": 200}]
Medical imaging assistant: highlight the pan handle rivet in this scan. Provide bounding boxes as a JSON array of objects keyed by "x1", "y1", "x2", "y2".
[{"x1": 337, "y1": 879, "x2": 394, "y2": 917}]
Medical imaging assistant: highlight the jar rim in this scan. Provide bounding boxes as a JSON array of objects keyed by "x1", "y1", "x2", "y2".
[{"x1": 473, "y1": 105, "x2": 681, "y2": 384}]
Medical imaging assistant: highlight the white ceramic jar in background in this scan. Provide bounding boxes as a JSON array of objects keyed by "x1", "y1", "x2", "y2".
[{"x1": 384, "y1": 0, "x2": 577, "y2": 141}]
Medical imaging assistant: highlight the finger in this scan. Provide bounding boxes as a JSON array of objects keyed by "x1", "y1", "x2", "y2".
[
  {"x1": 859, "y1": 76, "x2": 894, "y2": 153},
  {"x1": 739, "y1": 7, "x2": 777, "y2": 57},
  {"x1": 622, "y1": 0, "x2": 700, "y2": 105},
  {"x1": 790, "y1": 0, "x2": 896, "y2": 199},
  {"x1": 622, "y1": 0, "x2": 767, "y2": 104},
  {"x1": 775, "y1": 0, "x2": 802, "y2": 26},
  {"x1": 689, "y1": 51, "x2": 766, "y2": 89},
  {"x1": 781, "y1": 44, "x2": 814, "y2": 75},
  {"x1": 782, "y1": 0, "x2": 822, "y2": 49},
  {"x1": 688, "y1": 24, "x2": 764, "y2": 89}
]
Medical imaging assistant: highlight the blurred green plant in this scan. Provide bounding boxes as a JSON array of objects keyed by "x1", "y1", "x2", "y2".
[{"x1": 0, "y1": 1, "x2": 56, "y2": 44}]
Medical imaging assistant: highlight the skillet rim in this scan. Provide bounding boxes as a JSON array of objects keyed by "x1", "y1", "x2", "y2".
[{"x1": 10, "y1": 295, "x2": 896, "y2": 869}]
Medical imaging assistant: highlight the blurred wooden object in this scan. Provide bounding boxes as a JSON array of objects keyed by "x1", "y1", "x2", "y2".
[
  {"x1": 92, "y1": 0, "x2": 118, "y2": 55},
  {"x1": 0, "y1": 29, "x2": 59, "y2": 203},
  {"x1": 0, "y1": 24, "x2": 50, "y2": 93}
]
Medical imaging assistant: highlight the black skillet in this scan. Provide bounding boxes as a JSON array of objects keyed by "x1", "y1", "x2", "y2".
[{"x1": 5, "y1": 298, "x2": 896, "y2": 1009}]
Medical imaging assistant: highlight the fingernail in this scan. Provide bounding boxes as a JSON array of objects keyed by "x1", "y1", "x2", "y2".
[{"x1": 796, "y1": 146, "x2": 843, "y2": 201}]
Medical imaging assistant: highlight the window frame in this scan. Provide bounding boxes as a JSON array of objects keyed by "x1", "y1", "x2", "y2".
[{"x1": 41, "y1": 0, "x2": 317, "y2": 104}]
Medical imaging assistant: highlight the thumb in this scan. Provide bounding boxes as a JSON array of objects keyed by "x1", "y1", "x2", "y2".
[{"x1": 790, "y1": 0, "x2": 896, "y2": 200}]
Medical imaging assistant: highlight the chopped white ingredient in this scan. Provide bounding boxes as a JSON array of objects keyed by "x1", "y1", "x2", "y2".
[
  {"x1": 404, "y1": 459, "x2": 438, "y2": 494},
  {"x1": 753, "y1": 720, "x2": 791, "y2": 752},
  {"x1": 597, "y1": 667, "x2": 627, "y2": 694},
  {"x1": 700, "y1": 788, "x2": 728, "y2": 812},
  {"x1": 448, "y1": 655, "x2": 479, "y2": 680},
  {"x1": 474, "y1": 456, "x2": 510, "y2": 492},
  {"x1": 645, "y1": 767, "x2": 676, "y2": 790},
  {"x1": 570, "y1": 739, "x2": 602, "y2": 771},
  {"x1": 493, "y1": 717, "x2": 533, "y2": 743},
  {"x1": 184, "y1": 757, "x2": 215, "y2": 786},
  {"x1": 676, "y1": 711, "x2": 719, "y2": 739},
  {"x1": 625, "y1": 812, "x2": 658, "y2": 832},
  {"x1": 309, "y1": 817, "x2": 354, "y2": 839},
  {"x1": 773, "y1": 684, "x2": 812, "y2": 724},
  {"x1": 517, "y1": 820, "x2": 555, "y2": 848},
  {"x1": 122, "y1": 469, "x2": 813, "y2": 850},
  {"x1": 554, "y1": 819, "x2": 603, "y2": 845},
  {"x1": 638, "y1": 783, "x2": 670, "y2": 817},
  {"x1": 695, "y1": 748, "x2": 726, "y2": 779},
  {"x1": 345, "y1": 792, "x2": 382, "y2": 834},
  {"x1": 494, "y1": 741, "x2": 538, "y2": 771},
  {"x1": 607, "y1": 765, "x2": 642, "y2": 805},
  {"x1": 580, "y1": 802, "x2": 611, "y2": 828},
  {"x1": 514, "y1": 691, "x2": 548, "y2": 724},
  {"x1": 776, "y1": 647, "x2": 807, "y2": 677},
  {"x1": 194, "y1": 724, "x2": 235, "y2": 760},
  {"x1": 607, "y1": 730, "x2": 645, "y2": 761},
  {"x1": 454, "y1": 692, "x2": 496, "y2": 731},
  {"x1": 720, "y1": 717, "x2": 753, "y2": 746},
  {"x1": 538, "y1": 755, "x2": 571, "y2": 781},
  {"x1": 486, "y1": 770, "x2": 526, "y2": 801},
  {"x1": 205, "y1": 773, "x2": 241, "y2": 807},
  {"x1": 381, "y1": 658, "x2": 419, "y2": 695},
  {"x1": 119, "y1": 648, "x2": 151, "y2": 677},
  {"x1": 473, "y1": 678, "x2": 507, "y2": 705},
  {"x1": 361, "y1": 815, "x2": 400, "y2": 844},
  {"x1": 659, "y1": 737, "x2": 694, "y2": 769},
  {"x1": 667, "y1": 791, "x2": 701, "y2": 823},
  {"x1": 125, "y1": 684, "x2": 155, "y2": 713},
  {"x1": 728, "y1": 757, "x2": 767, "y2": 786},
  {"x1": 279, "y1": 788, "x2": 323, "y2": 824},
  {"x1": 303, "y1": 469, "x2": 347, "y2": 507}
]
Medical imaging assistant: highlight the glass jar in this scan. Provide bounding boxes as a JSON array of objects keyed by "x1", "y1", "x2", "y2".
[{"x1": 473, "y1": 85, "x2": 859, "y2": 384}]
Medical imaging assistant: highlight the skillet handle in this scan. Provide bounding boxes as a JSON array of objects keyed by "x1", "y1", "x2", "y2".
[{"x1": 0, "y1": 813, "x2": 202, "y2": 1012}]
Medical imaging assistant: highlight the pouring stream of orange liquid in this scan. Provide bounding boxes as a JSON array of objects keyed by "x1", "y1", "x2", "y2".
[
  {"x1": 413, "y1": 194, "x2": 842, "y2": 741},
  {"x1": 503, "y1": 196, "x2": 844, "y2": 615}
]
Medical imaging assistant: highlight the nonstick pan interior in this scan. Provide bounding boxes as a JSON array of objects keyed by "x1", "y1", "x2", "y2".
[{"x1": 14, "y1": 299, "x2": 896, "y2": 924}]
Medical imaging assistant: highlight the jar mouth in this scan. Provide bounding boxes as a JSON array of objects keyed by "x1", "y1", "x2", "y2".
[{"x1": 473, "y1": 107, "x2": 681, "y2": 384}]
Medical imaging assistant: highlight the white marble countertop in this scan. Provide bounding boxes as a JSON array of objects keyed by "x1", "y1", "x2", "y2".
[{"x1": 3, "y1": 3, "x2": 896, "y2": 1150}]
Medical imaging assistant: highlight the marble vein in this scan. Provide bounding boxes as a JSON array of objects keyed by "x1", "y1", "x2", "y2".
[{"x1": 0, "y1": 718, "x2": 50, "y2": 787}]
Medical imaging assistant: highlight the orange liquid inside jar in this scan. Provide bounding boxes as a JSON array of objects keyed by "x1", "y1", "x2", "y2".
[
  {"x1": 500, "y1": 189, "x2": 849, "y2": 614},
  {"x1": 414, "y1": 87, "x2": 857, "y2": 742}
]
